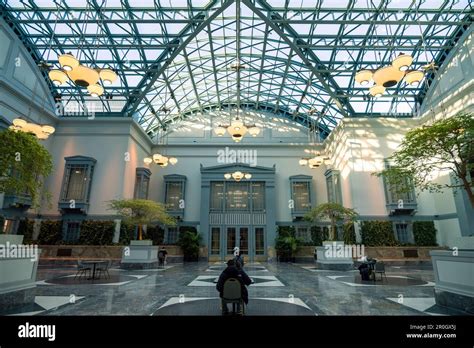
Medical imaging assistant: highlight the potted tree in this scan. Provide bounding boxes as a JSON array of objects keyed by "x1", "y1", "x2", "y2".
[
  {"x1": 108, "y1": 199, "x2": 175, "y2": 268},
  {"x1": 305, "y1": 203, "x2": 358, "y2": 270},
  {"x1": 305, "y1": 203, "x2": 358, "y2": 241},
  {"x1": 108, "y1": 199, "x2": 175, "y2": 242}
]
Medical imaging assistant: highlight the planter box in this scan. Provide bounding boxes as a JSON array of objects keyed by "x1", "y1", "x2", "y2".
[{"x1": 430, "y1": 249, "x2": 474, "y2": 313}]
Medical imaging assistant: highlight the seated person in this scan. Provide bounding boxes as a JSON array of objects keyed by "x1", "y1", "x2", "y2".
[
  {"x1": 216, "y1": 259, "x2": 252, "y2": 315},
  {"x1": 158, "y1": 247, "x2": 168, "y2": 267}
]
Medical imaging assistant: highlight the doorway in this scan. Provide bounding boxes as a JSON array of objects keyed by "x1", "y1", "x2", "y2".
[{"x1": 210, "y1": 226, "x2": 265, "y2": 262}]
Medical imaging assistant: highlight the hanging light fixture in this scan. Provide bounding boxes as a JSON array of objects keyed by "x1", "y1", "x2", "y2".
[
  {"x1": 9, "y1": 118, "x2": 55, "y2": 140},
  {"x1": 169, "y1": 157, "x2": 178, "y2": 165},
  {"x1": 224, "y1": 171, "x2": 252, "y2": 182},
  {"x1": 392, "y1": 53, "x2": 413, "y2": 72},
  {"x1": 355, "y1": 55, "x2": 424, "y2": 96},
  {"x1": 143, "y1": 157, "x2": 153, "y2": 165},
  {"x1": 299, "y1": 152, "x2": 330, "y2": 169},
  {"x1": 227, "y1": 118, "x2": 248, "y2": 142},
  {"x1": 373, "y1": 66, "x2": 405, "y2": 88}
]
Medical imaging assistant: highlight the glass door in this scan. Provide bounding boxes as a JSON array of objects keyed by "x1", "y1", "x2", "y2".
[{"x1": 226, "y1": 227, "x2": 237, "y2": 259}]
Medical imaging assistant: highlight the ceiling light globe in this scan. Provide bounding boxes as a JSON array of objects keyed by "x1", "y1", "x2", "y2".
[
  {"x1": 13, "y1": 118, "x2": 27, "y2": 128},
  {"x1": 144, "y1": 157, "x2": 153, "y2": 165},
  {"x1": 169, "y1": 157, "x2": 178, "y2": 165},
  {"x1": 99, "y1": 69, "x2": 117, "y2": 86},
  {"x1": 87, "y1": 84, "x2": 104, "y2": 97},
  {"x1": 248, "y1": 126, "x2": 261, "y2": 137},
  {"x1": 299, "y1": 159, "x2": 308, "y2": 166},
  {"x1": 224, "y1": 173, "x2": 232, "y2": 180},
  {"x1": 369, "y1": 85, "x2": 385, "y2": 98},
  {"x1": 214, "y1": 126, "x2": 226, "y2": 137},
  {"x1": 49, "y1": 69, "x2": 68, "y2": 86},
  {"x1": 59, "y1": 53, "x2": 79, "y2": 72},
  {"x1": 404, "y1": 70, "x2": 424, "y2": 87},
  {"x1": 244, "y1": 173, "x2": 252, "y2": 180},
  {"x1": 41, "y1": 125, "x2": 55, "y2": 135},
  {"x1": 392, "y1": 54, "x2": 413, "y2": 72},
  {"x1": 355, "y1": 69, "x2": 373, "y2": 86}
]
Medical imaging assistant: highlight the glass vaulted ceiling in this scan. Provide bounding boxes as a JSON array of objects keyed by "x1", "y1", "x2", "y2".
[{"x1": 1, "y1": 0, "x2": 472, "y2": 139}]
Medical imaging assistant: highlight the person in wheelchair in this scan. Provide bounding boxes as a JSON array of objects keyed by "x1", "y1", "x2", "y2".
[{"x1": 216, "y1": 259, "x2": 252, "y2": 315}]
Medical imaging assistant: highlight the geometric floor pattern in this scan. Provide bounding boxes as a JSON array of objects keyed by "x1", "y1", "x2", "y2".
[{"x1": 1, "y1": 262, "x2": 470, "y2": 316}]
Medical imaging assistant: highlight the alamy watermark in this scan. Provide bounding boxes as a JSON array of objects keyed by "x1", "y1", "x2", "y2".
[
  {"x1": 217, "y1": 146, "x2": 257, "y2": 167},
  {"x1": 0, "y1": 242, "x2": 39, "y2": 262},
  {"x1": 324, "y1": 242, "x2": 365, "y2": 259}
]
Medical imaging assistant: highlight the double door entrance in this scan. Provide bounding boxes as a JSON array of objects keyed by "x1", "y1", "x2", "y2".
[{"x1": 210, "y1": 226, "x2": 265, "y2": 262}]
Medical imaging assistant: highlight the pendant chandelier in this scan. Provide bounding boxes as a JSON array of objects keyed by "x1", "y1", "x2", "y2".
[
  {"x1": 299, "y1": 152, "x2": 330, "y2": 169},
  {"x1": 355, "y1": 53, "x2": 425, "y2": 98},
  {"x1": 224, "y1": 171, "x2": 252, "y2": 182},
  {"x1": 214, "y1": 118, "x2": 260, "y2": 142},
  {"x1": 46, "y1": 2, "x2": 117, "y2": 98},
  {"x1": 49, "y1": 53, "x2": 117, "y2": 97},
  {"x1": 143, "y1": 153, "x2": 178, "y2": 167},
  {"x1": 213, "y1": 0, "x2": 260, "y2": 142},
  {"x1": 9, "y1": 118, "x2": 55, "y2": 140},
  {"x1": 143, "y1": 129, "x2": 177, "y2": 167}
]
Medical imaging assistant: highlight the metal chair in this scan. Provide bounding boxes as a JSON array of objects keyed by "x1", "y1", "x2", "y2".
[
  {"x1": 373, "y1": 261, "x2": 387, "y2": 281},
  {"x1": 222, "y1": 278, "x2": 245, "y2": 315},
  {"x1": 96, "y1": 260, "x2": 111, "y2": 279},
  {"x1": 74, "y1": 260, "x2": 91, "y2": 279}
]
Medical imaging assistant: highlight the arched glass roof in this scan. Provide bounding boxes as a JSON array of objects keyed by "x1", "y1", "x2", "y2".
[{"x1": 1, "y1": 0, "x2": 471, "y2": 138}]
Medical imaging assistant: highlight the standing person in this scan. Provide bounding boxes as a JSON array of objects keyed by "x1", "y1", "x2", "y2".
[
  {"x1": 216, "y1": 259, "x2": 252, "y2": 315},
  {"x1": 158, "y1": 246, "x2": 168, "y2": 268},
  {"x1": 234, "y1": 250, "x2": 245, "y2": 269}
]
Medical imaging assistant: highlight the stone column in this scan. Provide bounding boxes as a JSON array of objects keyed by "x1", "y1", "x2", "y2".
[{"x1": 113, "y1": 219, "x2": 121, "y2": 244}]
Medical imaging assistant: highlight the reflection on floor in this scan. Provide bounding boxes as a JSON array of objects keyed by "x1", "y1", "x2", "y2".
[
  {"x1": 154, "y1": 297, "x2": 314, "y2": 316},
  {"x1": 1, "y1": 262, "x2": 470, "y2": 316}
]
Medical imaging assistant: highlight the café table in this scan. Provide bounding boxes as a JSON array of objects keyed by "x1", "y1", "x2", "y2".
[{"x1": 82, "y1": 260, "x2": 107, "y2": 280}]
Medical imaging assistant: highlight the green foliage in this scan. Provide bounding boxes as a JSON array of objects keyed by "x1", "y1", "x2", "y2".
[
  {"x1": 108, "y1": 199, "x2": 175, "y2": 240},
  {"x1": 310, "y1": 226, "x2": 329, "y2": 246},
  {"x1": 0, "y1": 129, "x2": 53, "y2": 208},
  {"x1": 144, "y1": 225, "x2": 165, "y2": 245},
  {"x1": 360, "y1": 221, "x2": 399, "y2": 246},
  {"x1": 17, "y1": 218, "x2": 34, "y2": 244},
  {"x1": 374, "y1": 112, "x2": 474, "y2": 208},
  {"x1": 275, "y1": 226, "x2": 300, "y2": 260},
  {"x1": 305, "y1": 202, "x2": 359, "y2": 240},
  {"x1": 177, "y1": 229, "x2": 201, "y2": 261},
  {"x1": 119, "y1": 222, "x2": 135, "y2": 245},
  {"x1": 78, "y1": 220, "x2": 115, "y2": 245},
  {"x1": 37, "y1": 220, "x2": 62, "y2": 245},
  {"x1": 413, "y1": 221, "x2": 438, "y2": 246},
  {"x1": 343, "y1": 223, "x2": 356, "y2": 245}
]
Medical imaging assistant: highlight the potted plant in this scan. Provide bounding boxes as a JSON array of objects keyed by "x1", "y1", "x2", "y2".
[
  {"x1": 177, "y1": 229, "x2": 201, "y2": 262},
  {"x1": 275, "y1": 227, "x2": 300, "y2": 262}
]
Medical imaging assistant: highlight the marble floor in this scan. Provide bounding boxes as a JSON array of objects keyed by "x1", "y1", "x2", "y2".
[{"x1": 1, "y1": 262, "x2": 470, "y2": 316}]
